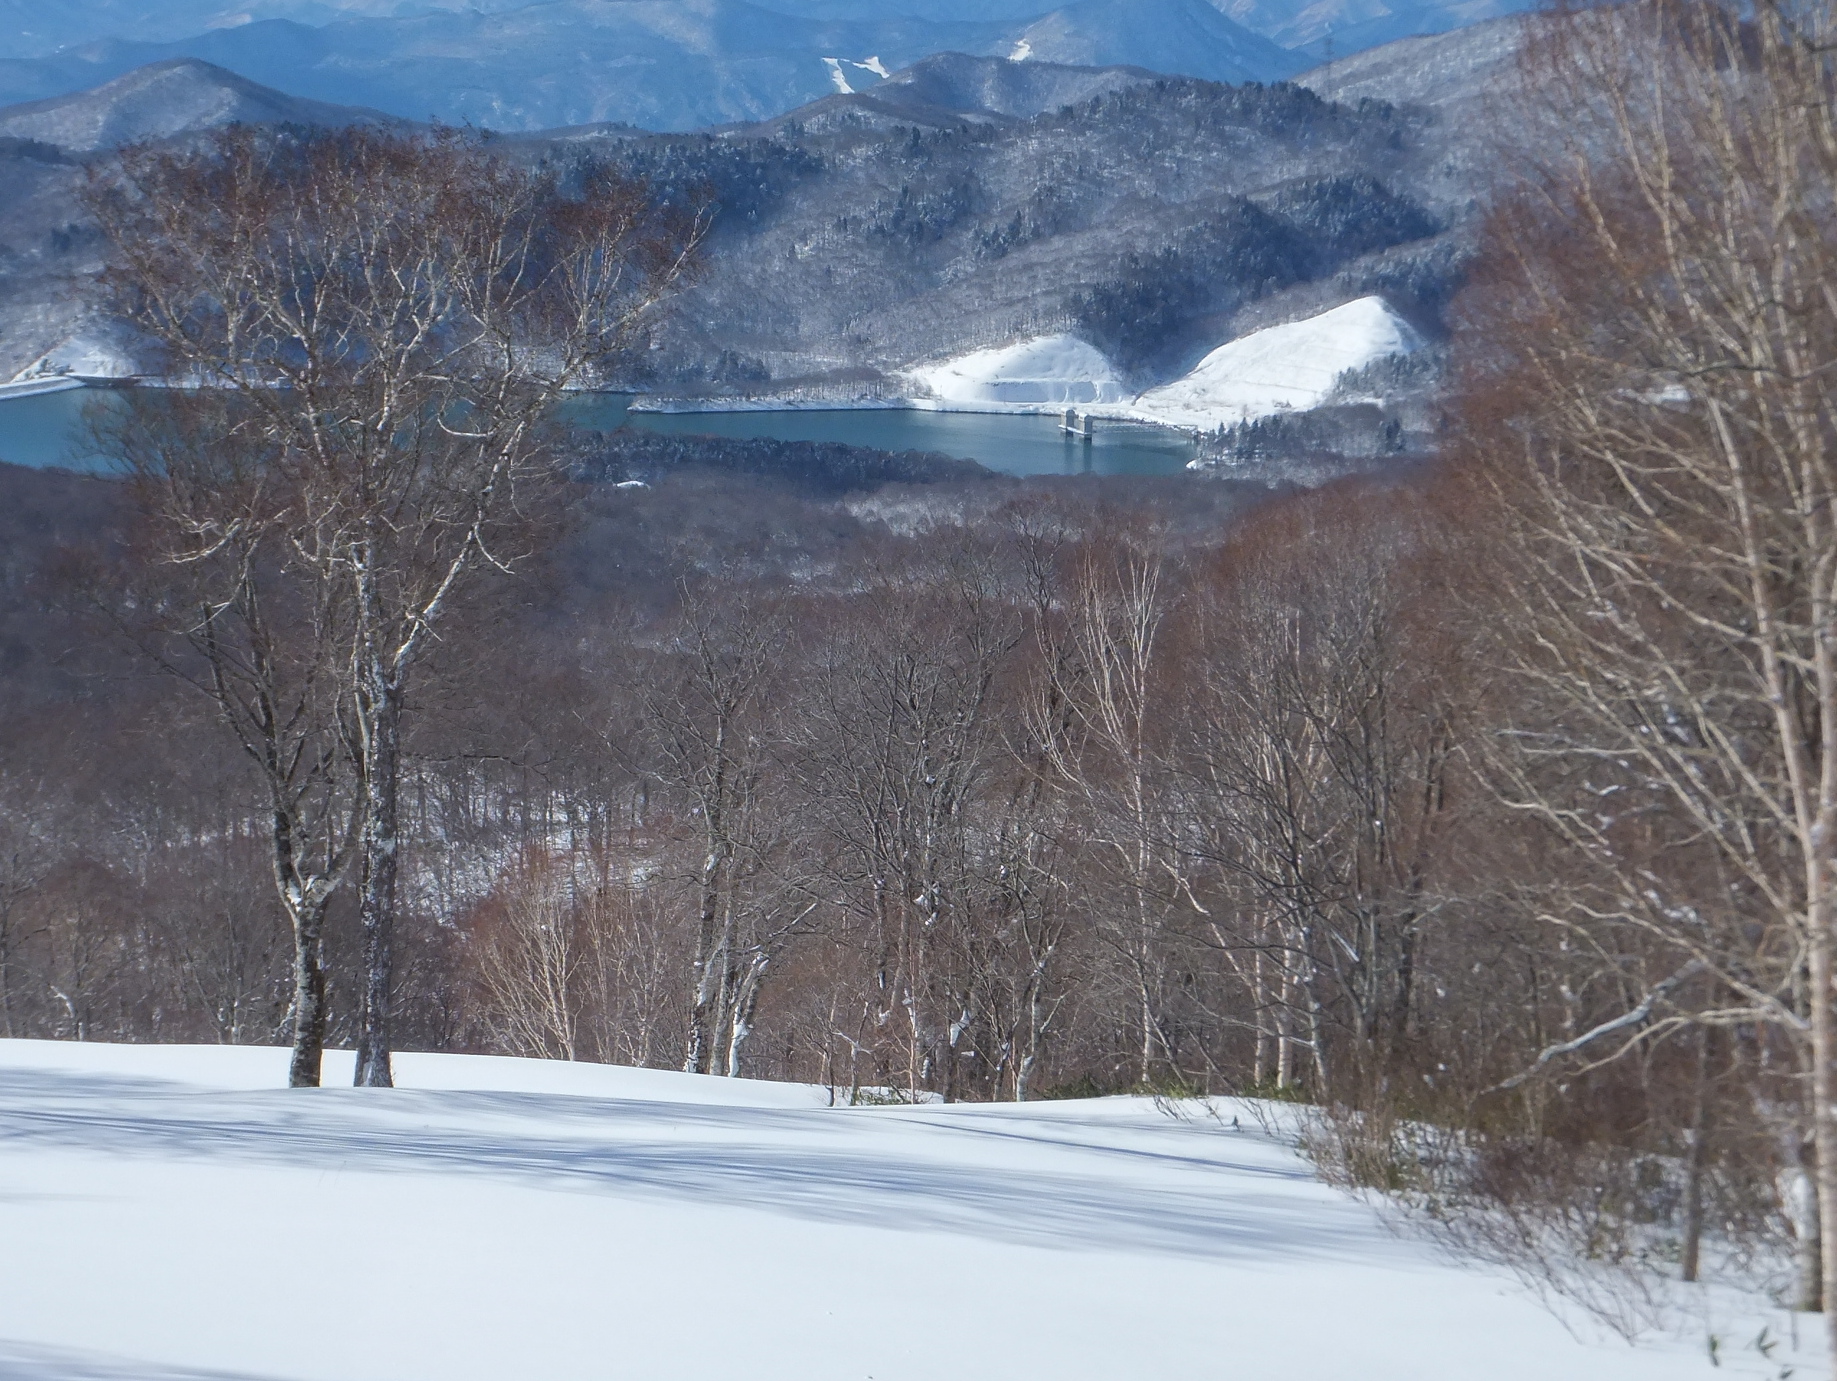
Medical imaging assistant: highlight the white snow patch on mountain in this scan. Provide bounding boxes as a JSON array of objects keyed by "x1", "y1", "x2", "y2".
[
  {"x1": 910, "y1": 333, "x2": 1128, "y2": 408},
  {"x1": 822, "y1": 57, "x2": 855, "y2": 94},
  {"x1": 856, "y1": 54, "x2": 891, "y2": 77},
  {"x1": 11, "y1": 330, "x2": 141, "y2": 382},
  {"x1": 1133, "y1": 295, "x2": 1422, "y2": 429},
  {"x1": 1010, "y1": 37, "x2": 1034, "y2": 59},
  {"x1": 0, "y1": 1038, "x2": 1807, "y2": 1380}
]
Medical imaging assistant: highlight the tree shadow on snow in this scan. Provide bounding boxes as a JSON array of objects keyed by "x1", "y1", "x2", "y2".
[
  {"x1": 0, "y1": 1343, "x2": 297, "y2": 1381},
  {"x1": 0, "y1": 1068, "x2": 1373, "y2": 1264}
]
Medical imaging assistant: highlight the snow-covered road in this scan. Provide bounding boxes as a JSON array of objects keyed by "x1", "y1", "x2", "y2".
[{"x1": 0, "y1": 1041, "x2": 1809, "y2": 1380}]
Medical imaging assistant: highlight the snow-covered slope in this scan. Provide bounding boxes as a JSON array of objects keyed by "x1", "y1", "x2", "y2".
[
  {"x1": 1006, "y1": 0, "x2": 1302, "y2": 82},
  {"x1": 902, "y1": 300, "x2": 1423, "y2": 427},
  {"x1": 1296, "y1": 11, "x2": 1525, "y2": 107},
  {"x1": 1133, "y1": 295, "x2": 1422, "y2": 429},
  {"x1": 0, "y1": 1039, "x2": 1803, "y2": 1380},
  {"x1": 9, "y1": 329, "x2": 142, "y2": 382},
  {"x1": 910, "y1": 334, "x2": 1129, "y2": 408},
  {"x1": 866, "y1": 50, "x2": 1159, "y2": 120},
  {"x1": 747, "y1": 51, "x2": 1161, "y2": 137},
  {"x1": 0, "y1": 57, "x2": 396, "y2": 153},
  {"x1": 1213, "y1": 0, "x2": 1532, "y2": 59}
]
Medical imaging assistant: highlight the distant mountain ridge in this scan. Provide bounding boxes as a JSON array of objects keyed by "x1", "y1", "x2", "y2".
[
  {"x1": 0, "y1": 0, "x2": 1301, "y2": 134},
  {"x1": 0, "y1": 22, "x2": 1520, "y2": 397},
  {"x1": 750, "y1": 51, "x2": 1164, "y2": 136},
  {"x1": 0, "y1": 58, "x2": 401, "y2": 153}
]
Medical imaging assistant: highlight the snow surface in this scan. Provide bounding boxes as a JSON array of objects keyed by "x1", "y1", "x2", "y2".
[
  {"x1": 909, "y1": 333, "x2": 1129, "y2": 408},
  {"x1": 899, "y1": 299, "x2": 1420, "y2": 428},
  {"x1": 0, "y1": 376, "x2": 86, "y2": 401},
  {"x1": 0, "y1": 1039, "x2": 1810, "y2": 1381},
  {"x1": 1132, "y1": 295, "x2": 1423, "y2": 430},
  {"x1": 9, "y1": 331, "x2": 142, "y2": 384}
]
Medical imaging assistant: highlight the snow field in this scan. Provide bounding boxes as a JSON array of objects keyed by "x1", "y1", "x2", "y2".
[
  {"x1": 907, "y1": 333, "x2": 1131, "y2": 408},
  {"x1": 0, "y1": 1040, "x2": 1808, "y2": 1381},
  {"x1": 1131, "y1": 295, "x2": 1424, "y2": 429},
  {"x1": 902, "y1": 296, "x2": 1423, "y2": 429}
]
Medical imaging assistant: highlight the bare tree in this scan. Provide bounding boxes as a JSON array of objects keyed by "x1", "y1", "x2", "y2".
[
  {"x1": 1036, "y1": 539, "x2": 1184, "y2": 1086},
  {"x1": 87, "y1": 126, "x2": 704, "y2": 1085},
  {"x1": 1464, "y1": 0, "x2": 1837, "y2": 1341},
  {"x1": 633, "y1": 585, "x2": 794, "y2": 1076},
  {"x1": 90, "y1": 392, "x2": 362, "y2": 1086}
]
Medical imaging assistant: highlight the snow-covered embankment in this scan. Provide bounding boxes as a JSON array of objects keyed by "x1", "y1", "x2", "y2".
[{"x1": 897, "y1": 295, "x2": 1422, "y2": 431}]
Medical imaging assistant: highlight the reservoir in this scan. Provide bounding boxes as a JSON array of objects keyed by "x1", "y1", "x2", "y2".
[{"x1": 0, "y1": 387, "x2": 1198, "y2": 479}]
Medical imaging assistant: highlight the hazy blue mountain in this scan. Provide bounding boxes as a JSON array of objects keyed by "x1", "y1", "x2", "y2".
[
  {"x1": 0, "y1": 0, "x2": 1298, "y2": 133},
  {"x1": 869, "y1": 51, "x2": 1161, "y2": 119},
  {"x1": 1214, "y1": 0, "x2": 1532, "y2": 58},
  {"x1": 1006, "y1": 0, "x2": 1294, "y2": 74},
  {"x1": 1295, "y1": 12, "x2": 1522, "y2": 105},
  {"x1": 759, "y1": 0, "x2": 1056, "y2": 17},
  {"x1": 771, "y1": 0, "x2": 1542, "y2": 54},
  {"x1": 744, "y1": 51, "x2": 1163, "y2": 137},
  {"x1": 0, "y1": 57, "x2": 400, "y2": 152},
  {"x1": 0, "y1": 2, "x2": 548, "y2": 59}
]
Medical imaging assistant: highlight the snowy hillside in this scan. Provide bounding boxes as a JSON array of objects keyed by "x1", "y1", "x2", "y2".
[
  {"x1": 1134, "y1": 295, "x2": 1423, "y2": 428},
  {"x1": 0, "y1": 1040, "x2": 1804, "y2": 1379},
  {"x1": 901, "y1": 299, "x2": 1422, "y2": 429},
  {"x1": 1005, "y1": 0, "x2": 1298, "y2": 79},
  {"x1": 1217, "y1": 0, "x2": 1532, "y2": 58},
  {"x1": 841, "y1": 49, "x2": 1160, "y2": 120},
  {"x1": 910, "y1": 333, "x2": 1130, "y2": 407}
]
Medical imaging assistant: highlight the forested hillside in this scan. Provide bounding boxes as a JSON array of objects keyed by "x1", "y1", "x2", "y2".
[{"x1": 607, "y1": 76, "x2": 1453, "y2": 392}]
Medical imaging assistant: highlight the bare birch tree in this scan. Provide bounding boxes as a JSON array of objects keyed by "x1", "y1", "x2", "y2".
[
  {"x1": 87, "y1": 126, "x2": 703, "y2": 1085},
  {"x1": 91, "y1": 392, "x2": 361, "y2": 1086},
  {"x1": 1467, "y1": 0, "x2": 1837, "y2": 1338}
]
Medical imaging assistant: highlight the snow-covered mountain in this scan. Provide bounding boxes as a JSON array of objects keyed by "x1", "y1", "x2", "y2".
[
  {"x1": 0, "y1": 38, "x2": 1475, "y2": 390},
  {"x1": 0, "y1": 0, "x2": 1299, "y2": 134},
  {"x1": 747, "y1": 51, "x2": 1162, "y2": 136},
  {"x1": 0, "y1": 57, "x2": 399, "y2": 153},
  {"x1": 1004, "y1": 0, "x2": 1293, "y2": 75},
  {"x1": 1216, "y1": 0, "x2": 1528, "y2": 57},
  {"x1": 0, "y1": 1, "x2": 548, "y2": 59}
]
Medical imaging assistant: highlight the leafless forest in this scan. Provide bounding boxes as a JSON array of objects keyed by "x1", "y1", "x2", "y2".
[{"x1": 1, "y1": 0, "x2": 1834, "y2": 1342}]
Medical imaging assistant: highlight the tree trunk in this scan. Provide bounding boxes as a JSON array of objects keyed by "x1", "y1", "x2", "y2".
[
  {"x1": 683, "y1": 842, "x2": 723, "y2": 1075},
  {"x1": 1811, "y1": 865, "x2": 1835, "y2": 1327},
  {"x1": 724, "y1": 953, "x2": 767, "y2": 1078},
  {"x1": 355, "y1": 671, "x2": 402, "y2": 1089},
  {"x1": 1680, "y1": 1025, "x2": 1711, "y2": 1283},
  {"x1": 1253, "y1": 943, "x2": 1271, "y2": 1087},
  {"x1": 287, "y1": 900, "x2": 330, "y2": 1088}
]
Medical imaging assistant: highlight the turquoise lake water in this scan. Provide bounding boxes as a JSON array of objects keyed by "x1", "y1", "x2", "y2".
[{"x1": 0, "y1": 388, "x2": 1197, "y2": 479}]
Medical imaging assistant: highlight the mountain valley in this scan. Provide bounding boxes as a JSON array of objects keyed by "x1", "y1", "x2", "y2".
[{"x1": 0, "y1": 22, "x2": 1519, "y2": 459}]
